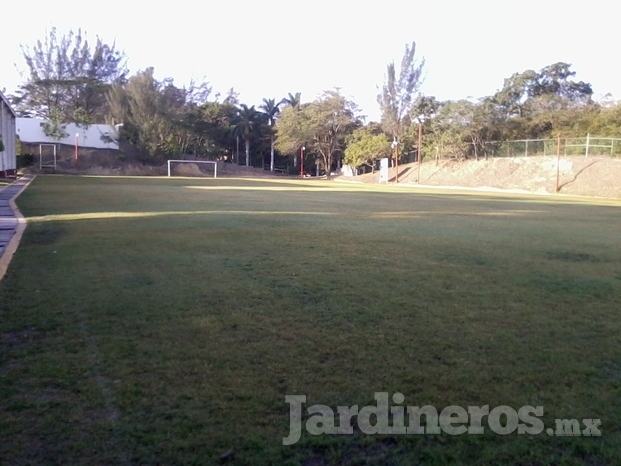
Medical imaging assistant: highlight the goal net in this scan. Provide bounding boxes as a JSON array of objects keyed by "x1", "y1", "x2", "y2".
[
  {"x1": 167, "y1": 160, "x2": 218, "y2": 178},
  {"x1": 39, "y1": 144, "x2": 57, "y2": 169}
]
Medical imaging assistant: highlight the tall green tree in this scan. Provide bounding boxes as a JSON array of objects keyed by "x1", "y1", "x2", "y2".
[
  {"x1": 259, "y1": 98, "x2": 282, "y2": 171},
  {"x1": 377, "y1": 42, "x2": 425, "y2": 163},
  {"x1": 282, "y1": 92, "x2": 301, "y2": 109},
  {"x1": 344, "y1": 124, "x2": 391, "y2": 172},
  {"x1": 107, "y1": 68, "x2": 170, "y2": 160},
  {"x1": 276, "y1": 90, "x2": 360, "y2": 174},
  {"x1": 13, "y1": 27, "x2": 127, "y2": 126},
  {"x1": 233, "y1": 104, "x2": 261, "y2": 166}
]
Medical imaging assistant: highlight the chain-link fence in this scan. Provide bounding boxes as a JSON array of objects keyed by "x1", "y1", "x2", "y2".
[{"x1": 480, "y1": 135, "x2": 621, "y2": 159}]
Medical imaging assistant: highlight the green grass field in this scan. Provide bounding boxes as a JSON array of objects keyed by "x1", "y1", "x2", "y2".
[{"x1": 1, "y1": 175, "x2": 621, "y2": 465}]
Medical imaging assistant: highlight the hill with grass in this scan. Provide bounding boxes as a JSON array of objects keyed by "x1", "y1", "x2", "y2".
[{"x1": 345, "y1": 156, "x2": 621, "y2": 198}]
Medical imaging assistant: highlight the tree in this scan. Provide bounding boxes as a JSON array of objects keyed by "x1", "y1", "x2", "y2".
[
  {"x1": 42, "y1": 105, "x2": 69, "y2": 141},
  {"x1": 344, "y1": 124, "x2": 391, "y2": 172},
  {"x1": 411, "y1": 95, "x2": 440, "y2": 123},
  {"x1": 276, "y1": 90, "x2": 359, "y2": 175},
  {"x1": 199, "y1": 101, "x2": 238, "y2": 160},
  {"x1": 377, "y1": 42, "x2": 425, "y2": 163},
  {"x1": 421, "y1": 101, "x2": 470, "y2": 162},
  {"x1": 106, "y1": 68, "x2": 216, "y2": 162},
  {"x1": 493, "y1": 63, "x2": 593, "y2": 123},
  {"x1": 107, "y1": 68, "x2": 176, "y2": 161},
  {"x1": 233, "y1": 104, "x2": 261, "y2": 166},
  {"x1": 282, "y1": 92, "x2": 301, "y2": 109},
  {"x1": 13, "y1": 27, "x2": 127, "y2": 126},
  {"x1": 259, "y1": 98, "x2": 282, "y2": 171}
]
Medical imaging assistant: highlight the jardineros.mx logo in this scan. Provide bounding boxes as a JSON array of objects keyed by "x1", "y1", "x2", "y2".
[{"x1": 283, "y1": 393, "x2": 601, "y2": 445}]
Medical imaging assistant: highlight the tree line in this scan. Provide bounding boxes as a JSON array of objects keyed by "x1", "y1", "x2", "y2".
[{"x1": 10, "y1": 29, "x2": 621, "y2": 174}]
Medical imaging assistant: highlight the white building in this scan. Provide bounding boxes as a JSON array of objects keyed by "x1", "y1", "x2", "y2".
[
  {"x1": 16, "y1": 118, "x2": 119, "y2": 150},
  {"x1": 0, "y1": 91, "x2": 17, "y2": 178}
]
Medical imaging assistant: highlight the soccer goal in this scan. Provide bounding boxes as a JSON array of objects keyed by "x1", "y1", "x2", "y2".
[
  {"x1": 39, "y1": 144, "x2": 57, "y2": 170},
  {"x1": 167, "y1": 160, "x2": 218, "y2": 178}
]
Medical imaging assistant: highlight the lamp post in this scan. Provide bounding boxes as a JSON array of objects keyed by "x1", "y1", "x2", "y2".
[
  {"x1": 75, "y1": 133, "x2": 79, "y2": 169},
  {"x1": 300, "y1": 146, "x2": 305, "y2": 178},
  {"x1": 391, "y1": 138, "x2": 399, "y2": 183},
  {"x1": 417, "y1": 122, "x2": 422, "y2": 183}
]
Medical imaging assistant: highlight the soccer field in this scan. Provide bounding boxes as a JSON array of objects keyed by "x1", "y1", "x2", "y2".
[{"x1": 1, "y1": 175, "x2": 620, "y2": 464}]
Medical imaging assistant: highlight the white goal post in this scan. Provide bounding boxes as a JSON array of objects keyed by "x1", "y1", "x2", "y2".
[
  {"x1": 39, "y1": 143, "x2": 57, "y2": 169},
  {"x1": 167, "y1": 160, "x2": 218, "y2": 178}
]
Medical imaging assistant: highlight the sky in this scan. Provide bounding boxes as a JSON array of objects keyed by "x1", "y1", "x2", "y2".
[{"x1": 1, "y1": 0, "x2": 620, "y2": 122}]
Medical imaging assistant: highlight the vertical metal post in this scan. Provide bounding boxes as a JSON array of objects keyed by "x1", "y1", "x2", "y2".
[
  {"x1": 555, "y1": 135, "x2": 561, "y2": 193},
  {"x1": 74, "y1": 133, "x2": 79, "y2": 169},
  {"x1": 167, "y1": 160, "x2": 171, "y2": 177},
  {"x1": 585, "y1": 133, "x2": 590, "y2": 158},
  {"x1": 525, "y1": 140, "x2": 528, "y2": 157},
  {"x1": 395, "y1": 141, "x2": 399, "y2": 183},
  {"x1": 300, "y1": 146, "x2": 304, "y2": 178},
  {"x1": 417, "y1": 123, "x2": 422, "y2": 184}
]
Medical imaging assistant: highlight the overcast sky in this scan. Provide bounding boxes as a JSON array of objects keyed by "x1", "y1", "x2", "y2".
[{"x1": 2, "y1": 0, "x2": 619, "y2": 121}]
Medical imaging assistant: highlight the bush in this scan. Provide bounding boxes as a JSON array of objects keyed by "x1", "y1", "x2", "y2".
[{"x1": 17, "y1": 153, "x2": 35, "y2": 168}]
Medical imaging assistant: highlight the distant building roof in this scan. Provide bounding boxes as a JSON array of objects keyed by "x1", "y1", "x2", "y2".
[{"x1": 0, "y1": 90, "x2": 17, "y2": 118}]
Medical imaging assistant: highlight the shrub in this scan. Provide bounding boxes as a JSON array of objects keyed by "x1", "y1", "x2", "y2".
[{"x1": 17, "y1": 153, "x2": 35, "y2": 168}]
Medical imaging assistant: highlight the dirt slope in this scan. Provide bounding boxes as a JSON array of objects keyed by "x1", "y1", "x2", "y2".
[{"x1": 345, "y1": 156, "x2": 621, "y2": 198}]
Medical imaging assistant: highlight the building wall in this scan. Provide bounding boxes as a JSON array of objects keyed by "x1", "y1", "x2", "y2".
[
  {"x1": 0, "y1": 91, "x2": 17, "y2": 178},
  {"x1": 16, "y1": 118, "x2": 120, "y2": 150}
]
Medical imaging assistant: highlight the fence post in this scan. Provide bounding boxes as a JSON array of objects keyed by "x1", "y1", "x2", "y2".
[
  {"x1": 556, "y1": 135, "x2": 561, "y2": 193},
  {"x1": 585, "y1": 133, "x2": 590, "y2": 158},
  {"x1": 525, "y1": 140, "x2": 528, "y2": 157}
]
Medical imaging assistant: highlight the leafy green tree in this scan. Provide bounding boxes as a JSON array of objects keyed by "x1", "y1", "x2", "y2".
[
  {"x1": 199, "y1": 101, "x2": 238, "y2": 160},
  {"x1": 259, "y1": 98, "x2": 282, "y2": 171},
  {"x1": 276, "y1": 90, "x2": 360, "y2": 174},
  {"x1": 377, "y1": 42, "x2": 425, "y2": 163},
  {"x1": 411, "y1": 95, "x2": 440, "y2": 123},
  {"x1": 42, "y1": 105, "x2": 69, "y2": 141},
  {"x1": 233, "y1": 104, "x2": 261, "y2": 166},
  {"x1": 107, "y1": 69, "x2": 215, "y2": 161},
  {"x1": 344, "y1": 124, "x2": 391, "y2": 172},
  {"x1": 106, "y1": 68, "x2": 173, "y2": 161},
  {"x1": 13, "y1": 27, "x2": 127, "y2": 126},
  {"x1": 282, "y1": 92, "x2": 301, "y2": 109}
]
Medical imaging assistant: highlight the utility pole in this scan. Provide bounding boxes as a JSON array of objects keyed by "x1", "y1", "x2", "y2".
[
  {"x1": 555, "y1": 135, "x2": 561, "y2": 193},
  {"x1": 417, "y1": 123, "x2": 422, "y2": 184}
]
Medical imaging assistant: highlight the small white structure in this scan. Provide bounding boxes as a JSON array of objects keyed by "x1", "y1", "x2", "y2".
[
  {"x1": 16, "y1": 117, "x2": 119, "y2": 150},
  {"x1": 379, "y1": 158, "x2": 389, "y2": 183},
  {"x1": 0, "y1": 90, "x2": 17, "y2": 178},
  {"x1": 341, "y1": 164, "x2": 356, "y2": 177}
]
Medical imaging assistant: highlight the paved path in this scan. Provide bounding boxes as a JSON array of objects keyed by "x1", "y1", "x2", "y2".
[{"x1": 0, "y1": 176, "x2": 32, "y2": 260}]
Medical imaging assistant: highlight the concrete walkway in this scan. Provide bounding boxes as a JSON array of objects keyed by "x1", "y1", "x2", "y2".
[{"x1": 0, "y1": 176, "x2": 33, "y2": 280}]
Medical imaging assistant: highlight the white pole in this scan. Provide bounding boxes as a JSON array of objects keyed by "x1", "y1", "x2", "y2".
[
  {"x1": 585, "y1": 133, "x2": 590, "y2": 158},
  {"x1": 167, "y1": 160, "x2": 171, "y2": 177},
  {"x1": 214, "y1": 162, "x2": 217, "y2": 178}
]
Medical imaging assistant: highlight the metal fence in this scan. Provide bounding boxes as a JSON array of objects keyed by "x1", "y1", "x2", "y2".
[{"x1": 479, "y1": 135, "x2": 621, "y2": 159}]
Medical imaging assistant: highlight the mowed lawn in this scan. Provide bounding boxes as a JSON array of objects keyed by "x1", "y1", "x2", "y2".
[{"x1": 1, "y1": 175, "x2": 621, "y2": 465}]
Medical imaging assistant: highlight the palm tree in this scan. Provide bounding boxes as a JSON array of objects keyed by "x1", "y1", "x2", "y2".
[
  {"x1": 234, "y1": 104, "x2": 260, "y2": 166},
  {"x1": 259, "y1": 97, "x2": 281, "y2": 171},
  {"x1": 281, "y1": 92, "x2": 302, "y2": 167},
  {"x1": 282, "y1": 92, "x2": 301, "y2": 109}
]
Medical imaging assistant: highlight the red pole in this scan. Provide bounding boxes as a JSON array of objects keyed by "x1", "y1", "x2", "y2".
[
  {"x1": 395, "y1": 141, "x2": 399, "y2": 183},
  {"x1": 417, "y1": 123, "x2": 422, "y2": 183},
  {"x1": 555, "y1": 135, "x2": 561, "y2": 193},
  {"x1": 74, "y1": 133, "x2": 79, "y2": 169}
]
